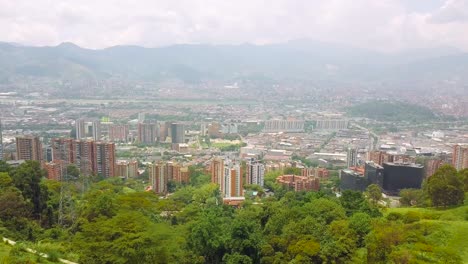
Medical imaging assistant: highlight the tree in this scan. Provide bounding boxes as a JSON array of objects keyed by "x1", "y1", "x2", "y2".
[
  {"x1": 427, "y1": 165, "x2": 464, "y2": 207},
  {"x1": 366, "y1": 184, "x2": 382, "y2": 206},
  {"x1": 11, "y1": 161, "x2": 49, "y2": 219},
  {"x1": 399, "y1": 189, "x2": 425, "y2": 207},
  {"x1": 66, "y1": 164, "x2": 80, "y2": 179},
  {"x1": 339, "y1": 190, "x2": 366, "y2": 216},
  {"x1": 459, "y1": 169, "x2": 468, "y2": 192},
  {"x1": 187, "y1": 209, "x2": 229, "y2": 263},
  {"x1": 74, "y1": 211, "x2": 168, "y2": 264},
  {"x1": 348, "y1": 212, "x2": 371, "y2": 247},
  {"x1": 303, "y1": 198, "x2": 346, "y2": 224}
]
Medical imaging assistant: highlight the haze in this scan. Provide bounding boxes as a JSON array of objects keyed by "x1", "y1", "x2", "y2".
[{"x1": 2, "y1": 0, "x2": 468, "y2": 51}]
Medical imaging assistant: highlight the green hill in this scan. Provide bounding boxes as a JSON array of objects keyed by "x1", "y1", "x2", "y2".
[
  {"x1": 386, "y1": 205, "x2": 468, "y2": 263},
  {"x1": 347, "y1": 100, "x2": 437, "y2": 122}
]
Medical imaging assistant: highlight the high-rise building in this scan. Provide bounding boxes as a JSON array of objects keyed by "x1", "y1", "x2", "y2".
[
  {"x1": 246, "y1": 159, "x2": 265, "y2": 186},
  {"x1": 148, "y1": 162, "x2": 167, "y2": 194},
  {"x1": 75, "y1": 119, "x2": 86, "y2": 139},
  {"x1": 74, "y1": 140, "x2": 95, "y2": 175},
  {"x1": 92, "y1": 120, "x2": 101, "y2": 141},
  {"x1": 347, "y1": 147, "x2": 358, "y2": 168},
  {"x1": 115, "y1": 160, "x2": 139, "y2": 178},
  {"x1": 15, "y1": 136, "x2": 42, "y2": 161},
  {"x1": 223, "y1": 161, "x2": 243, "y2": 197},
  {"x1": 171, "y1": 123, "x2": 185, "y2": 144},
  {"x1": 51, "y1": 138, "x2": 75, "y2": 164},
  {"x1": 425, "y1": 158, "x2": 444, "y2": 178},
  {"x1": 210, "y1": 157, "x2": 224, "y2": 187},
  {"x1": 138, "y1": 123, "x2": 157, "y2": 144},
  {"x1": 94, "y1": 142, "x2": 115, "y2": 178},
  {"x1": 452, "y1": 144, "x2": 468, "y2": 170},
  {"x1": 109, "y1": 124, "x2": 129, "y2": 142},
  {"x1": 178, "y1": 167, "x2": 190, "y2": 183},
  {"x1": 44, "y1": 160, "x2": 65, "y2": 181}
]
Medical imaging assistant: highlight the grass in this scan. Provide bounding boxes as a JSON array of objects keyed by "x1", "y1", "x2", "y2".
[
  {"x1": 386, "y1": 205, "x2": 468, "y2": 263},
  {"x1": 0, "y1": 241, "x2": 11, "y2": 263}
]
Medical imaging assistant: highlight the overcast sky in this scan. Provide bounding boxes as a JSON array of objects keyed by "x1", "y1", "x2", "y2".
[{"x1": 1, "y1": 0, "x2": 468, "y2": 52}]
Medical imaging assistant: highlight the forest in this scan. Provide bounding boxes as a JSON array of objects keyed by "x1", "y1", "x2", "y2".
[{"x1": 0, "y1": 160, "x2": 467, "y2": 263}]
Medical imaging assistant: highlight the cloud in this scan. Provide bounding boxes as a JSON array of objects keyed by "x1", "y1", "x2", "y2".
[
  {"x1": 429, "y1": 0, "x2": 468, "y2": 23},
  {"x1": 0, "y1": 0, "x2": 467, "y2": 51}
]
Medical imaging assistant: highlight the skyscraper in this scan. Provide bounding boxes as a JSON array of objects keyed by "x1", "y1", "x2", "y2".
[
  {"x1": 92, "y1": 120, "x2": 101, "y2": 141},
  {"x1": 452, "y1": 144, "x2": 468, "y2": 170},
  {"x1": 171, "y1": 123, "x2": 185, "y2": 144},
  {"x1": 15, "y1": 136, "x2": 42, "y2": 161},
  {"x1": 246, "y1": 159, "x2": 265, "y2": 186},
  {"x1": 75, "y1": 119, "x2": 86, "y2": 139},
  {"x1": 347, "y1": 147, "x2": 358, "y2": 168}
]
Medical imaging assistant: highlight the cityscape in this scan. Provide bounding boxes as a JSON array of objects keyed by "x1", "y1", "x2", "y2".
[{"x1": 1, "y1": 0, "x2": 468, "y2": 263}]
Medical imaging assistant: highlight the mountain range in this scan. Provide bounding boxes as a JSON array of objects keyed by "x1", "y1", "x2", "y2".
[{"x1": 0, "y1": 40, "x2": 467, "y2": 84}]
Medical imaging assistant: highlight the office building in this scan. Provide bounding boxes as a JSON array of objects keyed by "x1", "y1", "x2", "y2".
[
  {"x1": 452, "y1": 144, "x2": 468, "y2": 170},
  {"x1": 109, "y1": 124, "x2": 129, "y2": 142},
  {"x1": 347, "y1": 147, "x2": 358, "y2": 168},
  {"x1": 171, "y1": 123, "x2": 185, "y2": 144},
  {"x1": 92, "y1": 120, "x2": 101, "y2": 141},
  {"x1": 138, "y1": 123, "x2": 157, "y2": 144},
  {"x1": 15, "y1": 136, "x2": 42, "y2": 161},
  {"x1": 382, "y1": 163, "x2": 424, "y2": 194},
  {"x1": 364, "y1": 161, "x2": 384, "y2": 186},
  {"x1": 276, "y1": 175, "x2": 320, "y2": 192},
  {"x1": 340, "y1": 169, "x2": 368, "y2": 191},
  {"x1": 94, "y1": 142, "x2": 116, "y2": 178},
  {"x1": 75, "y1": 119, "x2": 86, "y2": 139},
  {"x1": 246, "y1": 159, "x2": 265, "y2": 186},
  {"x1": 263, "y1": 119, "x2": 304, "y2": 133}
]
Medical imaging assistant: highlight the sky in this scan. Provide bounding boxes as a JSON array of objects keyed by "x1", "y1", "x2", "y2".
[{"x1": 1, "y1": 0, "x2": 468, "y2": 52}]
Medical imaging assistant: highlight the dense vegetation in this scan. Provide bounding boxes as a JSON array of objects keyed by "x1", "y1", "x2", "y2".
[
  {"x1": 347, "y1": 100, "x2": 437, "y2": 122},
  {"x1": 0, "y1": 161, "x2": 467, "y2": 263}
]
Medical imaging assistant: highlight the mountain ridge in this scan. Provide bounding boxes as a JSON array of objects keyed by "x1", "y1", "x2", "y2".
[{"x1": 0, "y1": 40, "x2": 467, "y2": 84}]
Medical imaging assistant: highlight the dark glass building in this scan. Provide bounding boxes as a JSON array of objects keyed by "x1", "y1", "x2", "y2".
[{"x1": 382, "y1": 162, "x2": 424, "y2": 194}]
